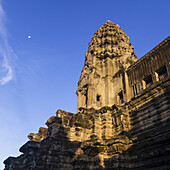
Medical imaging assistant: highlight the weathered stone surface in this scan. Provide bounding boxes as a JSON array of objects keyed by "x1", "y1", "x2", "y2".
[
  {"x1": 4, "y1": 21, "x2": 170, "y2": 169},
  {"x1": 28, "y1": 127, "x2": 48, "y2": 142}
]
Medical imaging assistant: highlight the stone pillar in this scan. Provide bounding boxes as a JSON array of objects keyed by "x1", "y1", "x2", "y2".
[
  {"x1": 83, "y1": 93, "x2": 87, "y2": 108},
  {"x1": 105, "y1": 77, "x2": 108, "y2": 105},
  {"x1": 153, "y1": 72, "x2": 158, "y2": 83},
  {"x1": 92, "y1": 87, "x2": 97, "y2": 108},
  {"x1": 107, "y1": 76, "x2": 112, "y2": 106},
  {"x1": 125, "y1": 71, "x2": 131, "y2": 102},
  {"x1": 87, "y1": 86, "x2": 92, "y2": 108},
  {"x1": 166, "y1": 62, "x2": 170, "y2": 76},
  {"x1": 107, "y1": 59, "x2": 113, "y2": 106},
  {"x1": 105, "y1": 60, "x2": 109, "y2": 105},
  {"x1": 77, "y1": 92, "x2": 84, "y2": 112},
  {"x1": 76, "y1": 92, "x2": 80, "y2": 113}
]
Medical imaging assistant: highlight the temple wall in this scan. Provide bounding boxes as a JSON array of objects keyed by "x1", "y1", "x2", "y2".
[
  {"x1": 127, "y1": 36, "x2": 170, "y2": 100},
  {"x1": 103, "y1": 88, "x2": 170, "y2": 169}
]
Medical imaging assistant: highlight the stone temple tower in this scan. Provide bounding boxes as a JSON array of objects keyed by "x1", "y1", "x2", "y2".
[
  {"x1": 76, "y1": 21, "x2": 137, "y2": 112},
  {"x1": 4, "y1": 20, "x2": 170, "y2": 169}
]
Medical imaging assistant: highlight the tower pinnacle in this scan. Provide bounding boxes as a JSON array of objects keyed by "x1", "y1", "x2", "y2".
[{"x1": 76, "y1": 21, "x2": 137, "y2": 112}]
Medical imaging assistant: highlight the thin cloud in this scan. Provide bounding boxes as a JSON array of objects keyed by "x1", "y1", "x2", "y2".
[{"x1": 0, "y1": 1, "x2": 16, "y2": 85}]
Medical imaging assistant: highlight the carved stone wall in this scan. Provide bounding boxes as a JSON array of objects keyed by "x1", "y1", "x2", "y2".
[{"x1": 127, "y1": 36, "x2": 170, "y2": 100}]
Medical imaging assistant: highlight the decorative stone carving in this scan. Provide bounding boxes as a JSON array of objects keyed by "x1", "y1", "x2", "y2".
[{"x1": 28, "y1": 127, "x2": 48, "y2": 142}]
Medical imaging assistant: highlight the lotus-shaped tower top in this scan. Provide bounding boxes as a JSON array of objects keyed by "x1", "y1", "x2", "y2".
[{"x1": 76, "y1": 21, "x2": 137, "y2": 112}]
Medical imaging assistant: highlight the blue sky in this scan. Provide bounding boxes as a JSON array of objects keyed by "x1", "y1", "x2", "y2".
[{"x1": 0, "y1": 0, "x2": 170, "y2": 168}]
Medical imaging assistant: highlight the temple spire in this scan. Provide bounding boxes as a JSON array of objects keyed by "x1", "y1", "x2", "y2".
[{"x1": 76, "y1": 21, "x2": 137, "y2": 112}]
